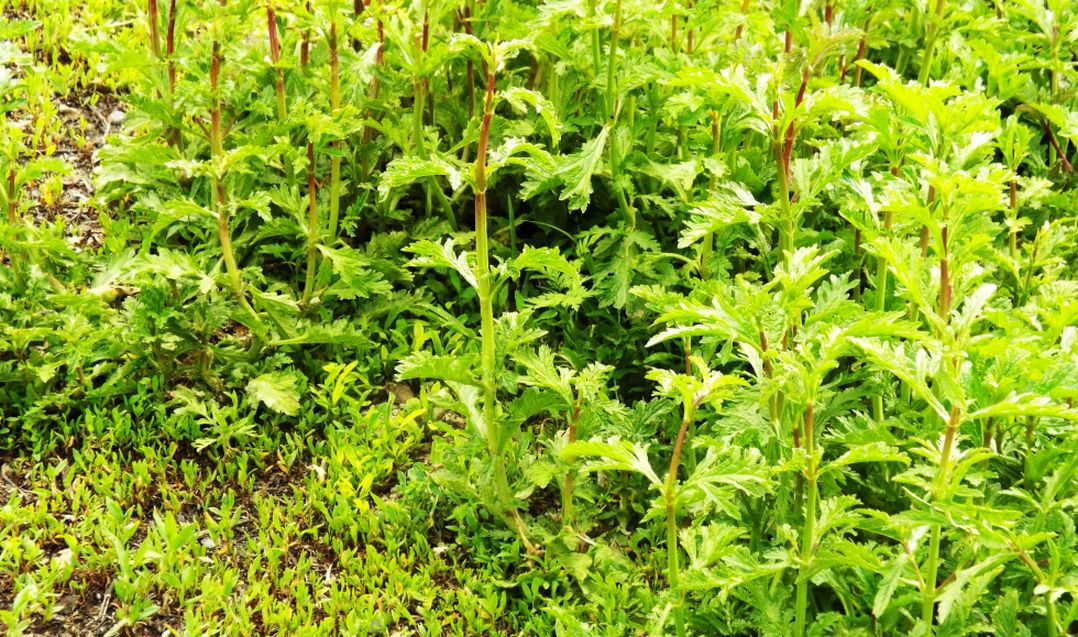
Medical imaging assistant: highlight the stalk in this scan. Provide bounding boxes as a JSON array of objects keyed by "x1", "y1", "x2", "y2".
[
  {"x1": 605, "y1": 0, "x2": 633, "y2": 225},
  {"x1": 6, "y1": 169, "x2": 15, "y2": 224},
  {"x1": 921, "y1": 223, "x2": 959, "y2": 632},
  {"x1": 587, "y1": 0, "x2": 602, "y2": 93},
  {"x1": 939, "y1": 225, "x2": 951, "y2": 319},
  {"x1": 794, "y1": 402, "x2": 817, "y2": 637},
  {"x1": 475, "y1": 67, "x2": 532, "y2": 552},
  {"x1": 1008, "y1": 179, "x2": 1018, "y2": 258},
  {"x1": 562, "y1": 397, "x2": 582, "y2": 530},
  {"x1": 165, "y1": 0, "x2": 179, "y2": 147},
  {"x1": 208, "y1": 15, "x2": 252, "y2": 314},
  {"x1": 669, "y1": 0, "x2": 678, "y2": 54},
  {"x1": 776, "y1": 69, "x2": 808, "y2": 255},
  {"x1": 1041, "y1": 119, "x2": 1073, "y2": 173},
  {"x1": 922, "y1": 405, "x2": 959, "y2": 634},
  {"x1": 166, "y1": 0, "x2": 177, "y2": 93},
  {"x1": 351, "y1": 0, "x2": 363, "y2": 51},
  {"x1": 734, "y1": 0, "x2": 750, "y2": 41},
  {"x1": 412, "y1": 9, "x2": 456, "y2": 228},
  {"x1": 301, "y1": 143, "x2": 319, "y2": 306},
  {"x1": 605, "y1": 0, "x2": 623, "y2": 123},
  {"x1": 148, "y1": 0, "x2": 161, "y2": 58},
  {"x1": 361, "y1": 0, "x2": 384, "y2": 176},
  {"x1": 1014, "y1": 547, "x2": 1058, "y2": 637},
  {"x1": 918, "y1": 0, "x2": 947, "y2": 86},
  {"x1": 327, "y1": 20, "x2": 342, "y2": 239},
  {"x1": 266, "y1": 5, "x2": 286, "y2": 122},
  {"x1": 850, "y1": 9, "x2": 873, "y2": 87},
  {"x1": 700, "y1": 110, "x2": 720, "y2": 278},
  {"x1": 685, "y1": 0, "x2": 693, "y2": 54},
  {"x1": 300, "y1": 0, "x2": 311, "y2": 67},
  {"x1": 664, "y1": 400, "x2": 701, "y2": 637}
]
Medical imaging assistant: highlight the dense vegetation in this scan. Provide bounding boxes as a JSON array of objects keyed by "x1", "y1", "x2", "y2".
[{"x1": 2, "y1": 0, "x2": 1078, "y2": 634}]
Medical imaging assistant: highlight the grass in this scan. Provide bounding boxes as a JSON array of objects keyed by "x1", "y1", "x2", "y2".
[{"x1": 0, "y1": 393, "x2": 552, "y2": 635}]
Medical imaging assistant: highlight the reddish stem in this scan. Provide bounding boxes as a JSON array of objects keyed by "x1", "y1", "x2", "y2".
[
  {"x1": 166, "y1": 0, "x2": 177, "y2": 94},
  {"x1": 301, "y1": 0, "x2": 311, "y2": 67},
  {"x1": 148, "y1": 0, "x2": 161, "y2": 58},
  {"x1": 939, "y1": 225, "x2": 951, "y2": 319},
  {"x1": 1042, "y1": 120, "x2": 1073, "y2": 173},
  {"x1": 734, "y1": 0, "x2": 750, "y2": 41}
]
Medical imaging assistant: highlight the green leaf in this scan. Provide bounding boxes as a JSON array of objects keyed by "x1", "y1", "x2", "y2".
[
  {"x1": 872, "y1": 553, "x2": 908, "y2": 618},
  {"x1": 246, "y1": 372, "x2": 302, "y2": 416},
  {"x1": 396, "y1": 351, "x2": 480, "y2": 386},
  {"x1": 561, "y1": 438, "x2": 662, "y2": 487},
  {"x1": 554, "y1": 125, "x2": 608, "y2": 212},
  {"x1": 405, "y1": 239, "x2": 478, "y2": 290}
]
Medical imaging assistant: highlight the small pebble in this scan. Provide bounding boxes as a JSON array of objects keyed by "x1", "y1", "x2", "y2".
[{"x1": 108, "y1": 110, "x2": 126, "y2": 125}]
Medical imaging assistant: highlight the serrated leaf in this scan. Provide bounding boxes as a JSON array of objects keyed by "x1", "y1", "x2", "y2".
[{"x1": 246, "y1": 372, "x2": 302, "y2": 416}]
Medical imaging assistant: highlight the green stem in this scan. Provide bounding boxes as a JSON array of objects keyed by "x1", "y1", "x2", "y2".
[
  {"x1": 664, "y1": 404, "x2": 698, "y2": 637},
  {"x1": 327, "y1": 20, "x2": 342, "y2": 240},
  {"x1": 267, "y1": 6, "x2": 286, "y2": 122},
  {"x1": 918, "y1": 0, "x2": 947, "y2": 86},
  {"x1": 794, "y1": 402, "x2": 816, "y2": 637},
  {"x1": 209, "y1": 34, "x2": 253, "y2": 315},
  {"x1": 475, "y1": 67, "x2": 531, "y2": 552},
  {"x1": 301, "y1": 142, "x2": 319, "y2": 306},
  {"x1": 923, "y1": 406, "x2": 959, "y2": 634},
  {"x1": 562, "y1": 398, "x2": 582, "y2": 530}
]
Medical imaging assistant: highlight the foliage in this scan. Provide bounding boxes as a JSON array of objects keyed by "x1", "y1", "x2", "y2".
[{"x1": 2, "y1": 0, "x2": 1078, "y2": 634}]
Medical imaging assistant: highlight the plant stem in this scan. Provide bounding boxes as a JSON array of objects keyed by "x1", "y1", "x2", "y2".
[
  {"x1": 851, "y1": 10, "x2": 873, "y2": 87},
  {"x1": 267, "y1": 5, "x2": 286, "y2": 123},
  {"x1": 301, "y1": 142, "x2": 318, "y2": 306},
  {"x1": 922, "y1": 405, "x2": 959, "y2": 634},
  {"x1": 734, "y1": 0, "x2": 750, "y2": 41},
  {"x1": 6, "y1": 169, "x2": 15, "y2": 224},
  {"x1": 148, "y1": 0, "x2": 161, "y2": 58},
  {"x1": 209, "y1": 25, "x2": 252, "y2": 314},
  {"x1": 794, "y1": 402, "x2": 817, "y2": 637},
  {"x1": 664, "y1": 403, "x2": 699, "y2": 637},
  {"x1": 871, "y1": 210, "x2": 893, "y2": 421},
  {"x1": 475, "y1": 67, "x2": 532, "y2": 552},
  {"x1": 300, "y1": 0, "x2": 311, "y2": 67},
  {"x1": 939, "y1": 225, "x2": 951, "y2": 319},
  {"x1": 166, "y1": 0, "x2": 179, "y2": 146},
  {"x1": 562, "y1": 397, "x2": 582, "y2": 530},
  {"x1": 918, "y1": 0, "x2": 947, "y2": 86},
  {"x1": 328, "y1": 19, "x2": 342, "y2": 239},
  {"x1": 605, "y1": 0, "x2": 633, "y2": 225}
]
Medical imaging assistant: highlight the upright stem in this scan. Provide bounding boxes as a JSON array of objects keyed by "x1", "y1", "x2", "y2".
[
  {"x1": 851, "y1": 11, "x2": 873, "y2": 87},
  {"x1": 939, "y1": 225, "x2": 951, "y2": 319},
  {"x1": 734, "y1": 0, "x2": 750, "y2": 41},
  {"x1": 300, "y1": 0, "x2": 311, "y2": 67},
  {"x1": 872, "y1": 209, "x2": 893, "y2": 422},
  {"x1": 209, "y1": 25, "x2": 250, "y2": 313},
  {"x1": 267, "y1": 6, "x2": 286, "y2": 122},
  {"x1": 1008, "y1": 179, "x2": 1018, "y2": 259},
  {"x1": 918, "y1": 0, "x2": 947, "y2": 86},
  {"x1": 475, "y1": 67, "x2": 531, "y2": 551},
  {"x1": 606, "y1": 0, "x2": 633, "y2": 224},
  {"x1": 148, "y1": 0, "x2": 161, "y2": 58},
  {"x1": 411, "y1": 12, "x2": 456, "y2": 229},
  {"x1": 777, "y1": 69, "x2": 808, "y2": 255},
  {"x1": 6, "y1": 169, "x2": 15, "y2": 224},
  {"x1": 794, "y1": 402, "x2": 817, "y2": 637},
  {"x1": 922, "y1": 405, "x2": 959, "y2": 634},
  {"x1": 562, "y1": 397, "x2": 582, "y2": 530},
  {"x1": 165, "y1": 0, "x2": 178, "y2": 146},
  {"x1": 328, "y1": 19, "x2": 342, "y2": 239},
  {"x1": 664, "y1": 403, "x2": 699, "y2": 637},
  {"x1": 301, "y1": 142, "x2": 319, "y2": 306}
]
